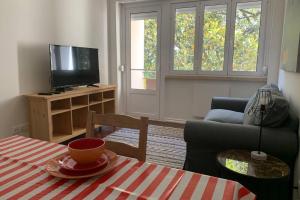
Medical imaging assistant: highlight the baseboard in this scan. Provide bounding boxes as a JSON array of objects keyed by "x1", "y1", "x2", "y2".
[
  {"x1": 163, "y1": 117, "x2": 186, "y2": 124},
  {"x1": 127, "y1": 111, "x2": 159, "y2": 120},
  {"x1": 149, "y1": 119, "x2": 185, "y2": 128}
]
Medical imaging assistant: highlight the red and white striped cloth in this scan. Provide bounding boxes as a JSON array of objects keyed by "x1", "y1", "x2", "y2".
[{"x1": 0, "y1": 136, "x2": 255, "y2": 200}]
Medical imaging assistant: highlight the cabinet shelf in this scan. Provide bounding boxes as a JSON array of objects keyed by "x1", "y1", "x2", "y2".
[
  {"x1": 51, "y1": 109, "x2": 71, "y2": 115},
  {"x1": 89, "y1": 93, "x2": 102, "y2": 104},
  {"x1": 52, "y1": 112, "x2": 72, "y2": 141},
  {"x1": 72, "y1": 95, "x2": 88, "y2": 107},
  {"x1": 51, "y1": 99, "x2": 71, "y2": 111},
  {"x1": 89, "y1": 101, "x2": 102, "y2": 106},
  {"x1": 89, "y1": 103, "x2": 103, "y2": 114},
  {"x1": 52, "y1": 133, "x2": 82, "y2": 143},
  {"x1": 26, "y1": 85, "x2": 116, "y2": 143},
  {"x1": 72, "y1": 105, "x2": 88, "y2": 111},
  {"x1": 102, "y1": 98, "x2": 115, "y2": 103},
  {"x1": 103, "y1": 90, "x2": 115, "y2": 99},
  {"x1": 73, "y1": 128, "x2": 86, "y2": 136},
  {"x1": 72, "y1": 107, "x2": 88, "y2": 132},
  {"x1": 53, "y1": 128, "x2": 86, "y2": 143},
  {"x1": 103, "y1": 100, "x2": 115, "y2": 114}
]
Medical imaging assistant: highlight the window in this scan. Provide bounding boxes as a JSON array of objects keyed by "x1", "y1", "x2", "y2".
[
  {"x1": 202, "y1": 5, "x2": 227, "y2": 72},
  {"x1": 173, "y1": 7, "x2": 196, "y2": 71},
  {"x1": 130, "y1": 14, "x2": 158, "y2": 90},
  {"x1": 171, "y1": 0, "x2": 266, "y2": 76},
  {"x1": 232, "y1": 2, "x2": 262, "y2": 72}
]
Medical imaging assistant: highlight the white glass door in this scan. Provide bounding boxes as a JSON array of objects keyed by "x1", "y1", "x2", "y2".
[{"x1": 124, "y1": 6, "x2": 160, "y2": 119}]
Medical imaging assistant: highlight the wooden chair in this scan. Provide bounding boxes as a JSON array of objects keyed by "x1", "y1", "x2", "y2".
[{"x1": 86, "y1": 111, "x2": 149, "y2": 161}]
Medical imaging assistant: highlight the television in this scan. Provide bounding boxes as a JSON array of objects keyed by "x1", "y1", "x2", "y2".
[{"x1": 49, "y1": 44, "x2": 100, "y2": 90}]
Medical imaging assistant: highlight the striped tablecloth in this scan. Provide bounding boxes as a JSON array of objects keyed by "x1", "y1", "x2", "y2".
[{"x1": 0, "y1": 136, "x2": 255, "y2": 200}]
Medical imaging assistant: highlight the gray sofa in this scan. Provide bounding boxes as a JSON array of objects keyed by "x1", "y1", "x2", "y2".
[{"x1": 183, "y1": 97, "x2": 299, "y2": 176}]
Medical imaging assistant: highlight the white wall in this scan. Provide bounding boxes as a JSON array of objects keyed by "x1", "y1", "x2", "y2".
[
  {"x1": 0, "y1": 0, "x2": 108, "y2": 138},
  {"x1": 278, "y1": 0, "x2": 300, "y2": 198},
  {"x1": 279, "y1": 71, "x2": 300, "y2": 114},
  {"x1": 164, "y1": 79, "x2": 265, "y2": 121},
  {"x1": 279, "y1": 70, "x2": 300, "y2": 199}
]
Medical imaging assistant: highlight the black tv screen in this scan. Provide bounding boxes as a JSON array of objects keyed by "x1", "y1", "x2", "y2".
[{"x1": 49, "y1": 44, "x2": 100, "y2": 89}]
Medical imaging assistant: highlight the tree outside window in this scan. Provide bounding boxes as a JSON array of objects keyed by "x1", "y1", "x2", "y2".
[{"x1": 141, "y1": 1, "x2": 264, "y2": 75}]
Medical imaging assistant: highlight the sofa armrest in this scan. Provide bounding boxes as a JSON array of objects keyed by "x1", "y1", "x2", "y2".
[
  {"x1": 184, "y1": 120, "x2": 298, "y2": 163},
  {"x1": 211, "y1": 97, "x2": 249, "y2": 113}
]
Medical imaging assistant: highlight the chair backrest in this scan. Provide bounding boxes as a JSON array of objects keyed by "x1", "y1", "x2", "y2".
[{"x1": 86, "y1": 111, "x2": 149, "y2": 161}]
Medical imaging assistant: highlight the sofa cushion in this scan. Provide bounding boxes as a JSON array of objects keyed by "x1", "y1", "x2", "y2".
[
  {"x1": 244, "y1": 84, "x2": 289, "y2": 127},
  {"x1": 205, "y1": 109, "x2": 244, "y2": 124}
]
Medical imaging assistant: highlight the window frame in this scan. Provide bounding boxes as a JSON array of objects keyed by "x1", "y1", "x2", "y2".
[
  {"x1": 169, "y1": 2, "x2": 198, "y2": 75},
  {"x1": 125, "y1": 5, "x2": 162, "y2": 95},
  {"x1": 168, "y1": 0, "x2": 267, "y2": 77},
  {"x1": 198, "y1": 0, "x2": 230, "y2": 76},
  {"x1": 228, "y1": 0, "x2": 267, "y2": 76}
]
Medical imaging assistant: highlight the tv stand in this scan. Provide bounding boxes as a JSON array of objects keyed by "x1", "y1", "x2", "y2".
[
  {"x1": 87, "y1": 84, "x2": 99, "y2": 88},
  {"x1": 26, "y1": 85, "x2": 116, "y2": 143}
]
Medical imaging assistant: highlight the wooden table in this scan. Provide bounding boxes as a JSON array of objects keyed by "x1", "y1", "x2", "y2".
[
  {"x1": 0, "y1": 136, "x2": 255, "y2": 199},
  {"x1": 217, "y1": 149, "x2": 290, "y2": 200}
]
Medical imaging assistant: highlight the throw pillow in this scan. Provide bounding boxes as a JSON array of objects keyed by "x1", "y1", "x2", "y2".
[
  {"x1": 243, "y1": 84, "x2": 289, "y2": 127},
  {"x1": 205, "y1": 109, "x2": 244, "y2": 124}
]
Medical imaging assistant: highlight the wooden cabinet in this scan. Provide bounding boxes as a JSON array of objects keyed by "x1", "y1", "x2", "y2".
[{"x1": 26, "y1": 85, "x2": 116, "y2": 143}]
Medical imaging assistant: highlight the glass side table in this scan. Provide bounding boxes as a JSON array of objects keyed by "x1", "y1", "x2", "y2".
[{"x1": 217, "y1": 149, "x2": 290, "y2": 200}]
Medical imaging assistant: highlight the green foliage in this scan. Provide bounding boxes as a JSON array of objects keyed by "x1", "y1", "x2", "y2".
[
  {"x1": 225, "y1": 159, "x2": 248, "y2": 174},
  {"x1": 202, "y1": 8, "x2": 226, "y2": 71},
  {"x1": 144, "y1": 18, "x2": 157, "y2": 79},
  {"x1": 174, "y1": 11, "x2": 195, "y2": 71},
  {"x1": 142, "y1": 5, "x2": 261, "y2": 74},
  {"x1": 233, "y1": 7, "x2": 261, "y2": 72}
]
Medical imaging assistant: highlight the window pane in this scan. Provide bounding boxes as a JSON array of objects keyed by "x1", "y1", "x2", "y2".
[
  {"x1": 233, "y1": 2, "x2": 262, "y2": 72},
  {"x1": 173, "y1": 8, "x2": 196, "y2": 71},
  {"x1": 131, "y1": 15, "x2": 157, "y2": 90},
  {"x1": 202, "y1": 5, "x2": 227, "y2": 71},
  {"x1": 131, "y1": 70, "x2": 156, "y2": 90}
]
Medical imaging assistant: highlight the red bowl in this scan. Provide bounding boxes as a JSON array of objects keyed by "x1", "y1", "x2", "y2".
[{"x1": 68, "y1": 138, "x2": 105, "y2": 164}]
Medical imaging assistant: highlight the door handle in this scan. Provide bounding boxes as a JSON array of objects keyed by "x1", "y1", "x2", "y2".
[{"x1": 119, "y1": 65, "x2": 125, "y2": 72}]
